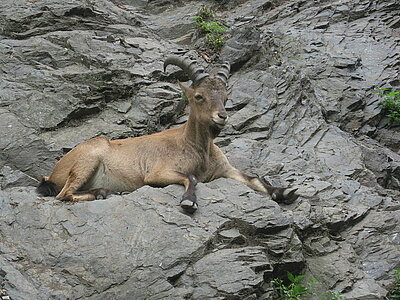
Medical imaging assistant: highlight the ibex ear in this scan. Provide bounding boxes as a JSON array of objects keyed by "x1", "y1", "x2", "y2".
[{"x1": 178, "y1": 82, "x2": 194, "y2": 100}]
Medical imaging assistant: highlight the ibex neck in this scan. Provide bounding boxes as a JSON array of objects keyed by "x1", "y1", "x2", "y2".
[{"x1": 182, "y1": 114, "x2": 214, "y2": 152}]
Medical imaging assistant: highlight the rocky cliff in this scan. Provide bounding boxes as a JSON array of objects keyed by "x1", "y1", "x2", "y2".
[{"x1": 0, "y1": 0, "x2": 399, "y2": 299}]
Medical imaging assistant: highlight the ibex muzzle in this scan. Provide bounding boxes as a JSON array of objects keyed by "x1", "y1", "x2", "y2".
[{"x1": 37, "y1": 55, "x2": 298, "y2": 213}]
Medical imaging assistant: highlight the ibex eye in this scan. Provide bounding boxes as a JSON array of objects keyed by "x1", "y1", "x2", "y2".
[{"x1": 194, "y1": 94, "x2": 204, "y2": 101}]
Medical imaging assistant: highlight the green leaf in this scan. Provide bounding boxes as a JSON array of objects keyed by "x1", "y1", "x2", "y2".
[
  {"x1": 292, "y1": 284, "x2": 308, "y2": 295},
  {"x1": 287, "y1": 271, "x2": 295, "y2": 283},
  {"x1": 294, "y1": 275, "x2": 306, "y2": 283}
]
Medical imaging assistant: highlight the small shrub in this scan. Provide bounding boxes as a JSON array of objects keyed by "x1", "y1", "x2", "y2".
[
  {"x1": 193, "y1": 6, "x2": 214, "y2": 21},
  {"x1": 193, "y1": 7, "x2": 228, "y2": 50},
  {"x1": 376, "y1": 88, "x2": 400, "y2": 123},
  {"x1": 195, "y1": 20, "x2": 228, "y2": 49},
  {"x1": 271, "y1": 272, "x2": 347, "y2": 300},
  {"x1": 195, "y1": 20, "x2": 227, "y2": 35},
  {"x1": 271, "y1": 272, "x2": 308, "y2": 300}
]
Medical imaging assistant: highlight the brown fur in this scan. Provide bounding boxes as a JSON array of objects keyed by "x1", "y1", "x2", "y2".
[{"x1": 38, "y1": 77, "x2": 297, "y2": 210}]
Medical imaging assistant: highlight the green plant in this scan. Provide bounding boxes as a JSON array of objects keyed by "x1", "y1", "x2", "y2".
[
  {"x1": 193, "y1": 6, "x2": 214, "y2": 22},
  {"x1": 195, "y1": 20, "x2": 227, "y2": 35},
  {"x1": 387, "y1": 270, "x2": 400, "y2": 299},
  {"x1": 271, "y1": 272, "x2": 308, "y2": 300},
  {"x1": 193, "y1": 7, "x2": 228, "y2": 50},
  {"x1": 181, "y1": 92, "x2": 188, "y2": 101},
  {"x1": 324, "y1": 290, "x2": 346, "y2": 300},
  {"x1": 271, "y1": 272, "x2": 347, "y2": 300},
  {"x1": 376, "y1": 88, "x2": 400, "y2": 123},
  {"x1": 195, "y1": 20, "x2": 228, "y2": 49}
]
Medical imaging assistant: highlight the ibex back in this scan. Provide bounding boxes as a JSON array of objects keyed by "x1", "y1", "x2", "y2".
[{"x1": 37, "y1": 55, "x2": 298, "y2": 213}]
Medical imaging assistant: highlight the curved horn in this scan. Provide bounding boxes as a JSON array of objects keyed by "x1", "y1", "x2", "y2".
[
  {"x1": 164, "y1": 55, "x2": 209, "y2": 85},
  {"x1": 215, "y1": 62, "x2": 230, "y2": 85}
]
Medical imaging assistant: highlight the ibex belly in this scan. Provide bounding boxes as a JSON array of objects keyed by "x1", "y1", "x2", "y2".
[{"x1": 81, "y1": 162, "x2": 143, "y2": 192}]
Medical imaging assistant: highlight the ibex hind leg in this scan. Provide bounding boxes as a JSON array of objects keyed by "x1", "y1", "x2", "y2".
[
  {"x1": 88, "y1": 188, "x2": 119, "y2": 199},
  {"x1": 56, "y1": 157, "x2": 101, "y2": 202},
  {"x1": 63, "y1": 188, "x2": 118, "y2": 202}
]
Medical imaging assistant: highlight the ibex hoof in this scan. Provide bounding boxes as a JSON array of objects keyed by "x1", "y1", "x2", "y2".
[
  {"x1": 94, "y1": 188, "x2": 118, "y2": 200},
  {"x1": 180, "y1": 199, "x2": 198, "y2": 214},
  {"x1": 59, "y1": 195, "x2": 73, "y2": 202},
  {"x1": 272, "y1": 187, "x2": 299, "y2": 204}
]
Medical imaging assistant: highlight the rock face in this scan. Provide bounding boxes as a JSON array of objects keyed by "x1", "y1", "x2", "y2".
[{"x1": 0, "y1": 0, "x2": 399, "y2": 299}]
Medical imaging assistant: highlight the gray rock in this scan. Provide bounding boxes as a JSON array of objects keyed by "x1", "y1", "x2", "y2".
[
  {"x1": 220, "y1": 25, "x2": 261, "y2": 70},
  {"x1": 0, "y1": 180, "x2": 301, "y2": 299},
  {"x1": 180, "y1": 247, "x2": 271, "y2": 299},
  {"x1": 0, "y1": 109, "x2": 59, "y2": 187}
]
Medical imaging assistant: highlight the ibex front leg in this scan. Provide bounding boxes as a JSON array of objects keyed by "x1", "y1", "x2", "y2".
[
  {"x1": 145, "y1": 171, "x2": 198, "y2": 213},
  {"x1": 222, "y1": 166, "x2": 298, "y2": 204},
  {"x1": 180, "y1": 174, "x2": 198, "y2": 213}
]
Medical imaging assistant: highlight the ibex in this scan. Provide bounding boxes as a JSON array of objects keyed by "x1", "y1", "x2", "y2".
[{"x1": 37, "y1": 55, "x2": 298, "y2": 213}]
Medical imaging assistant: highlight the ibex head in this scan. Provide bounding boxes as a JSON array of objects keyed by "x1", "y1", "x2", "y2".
[{"x1": 164, "y1": 56, "x2": 230, "y2": 133}]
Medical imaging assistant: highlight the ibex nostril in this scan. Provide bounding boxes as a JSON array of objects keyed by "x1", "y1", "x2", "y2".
[{"x1": 218, "y1": 113, "x2": 228, "y2": 120}]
